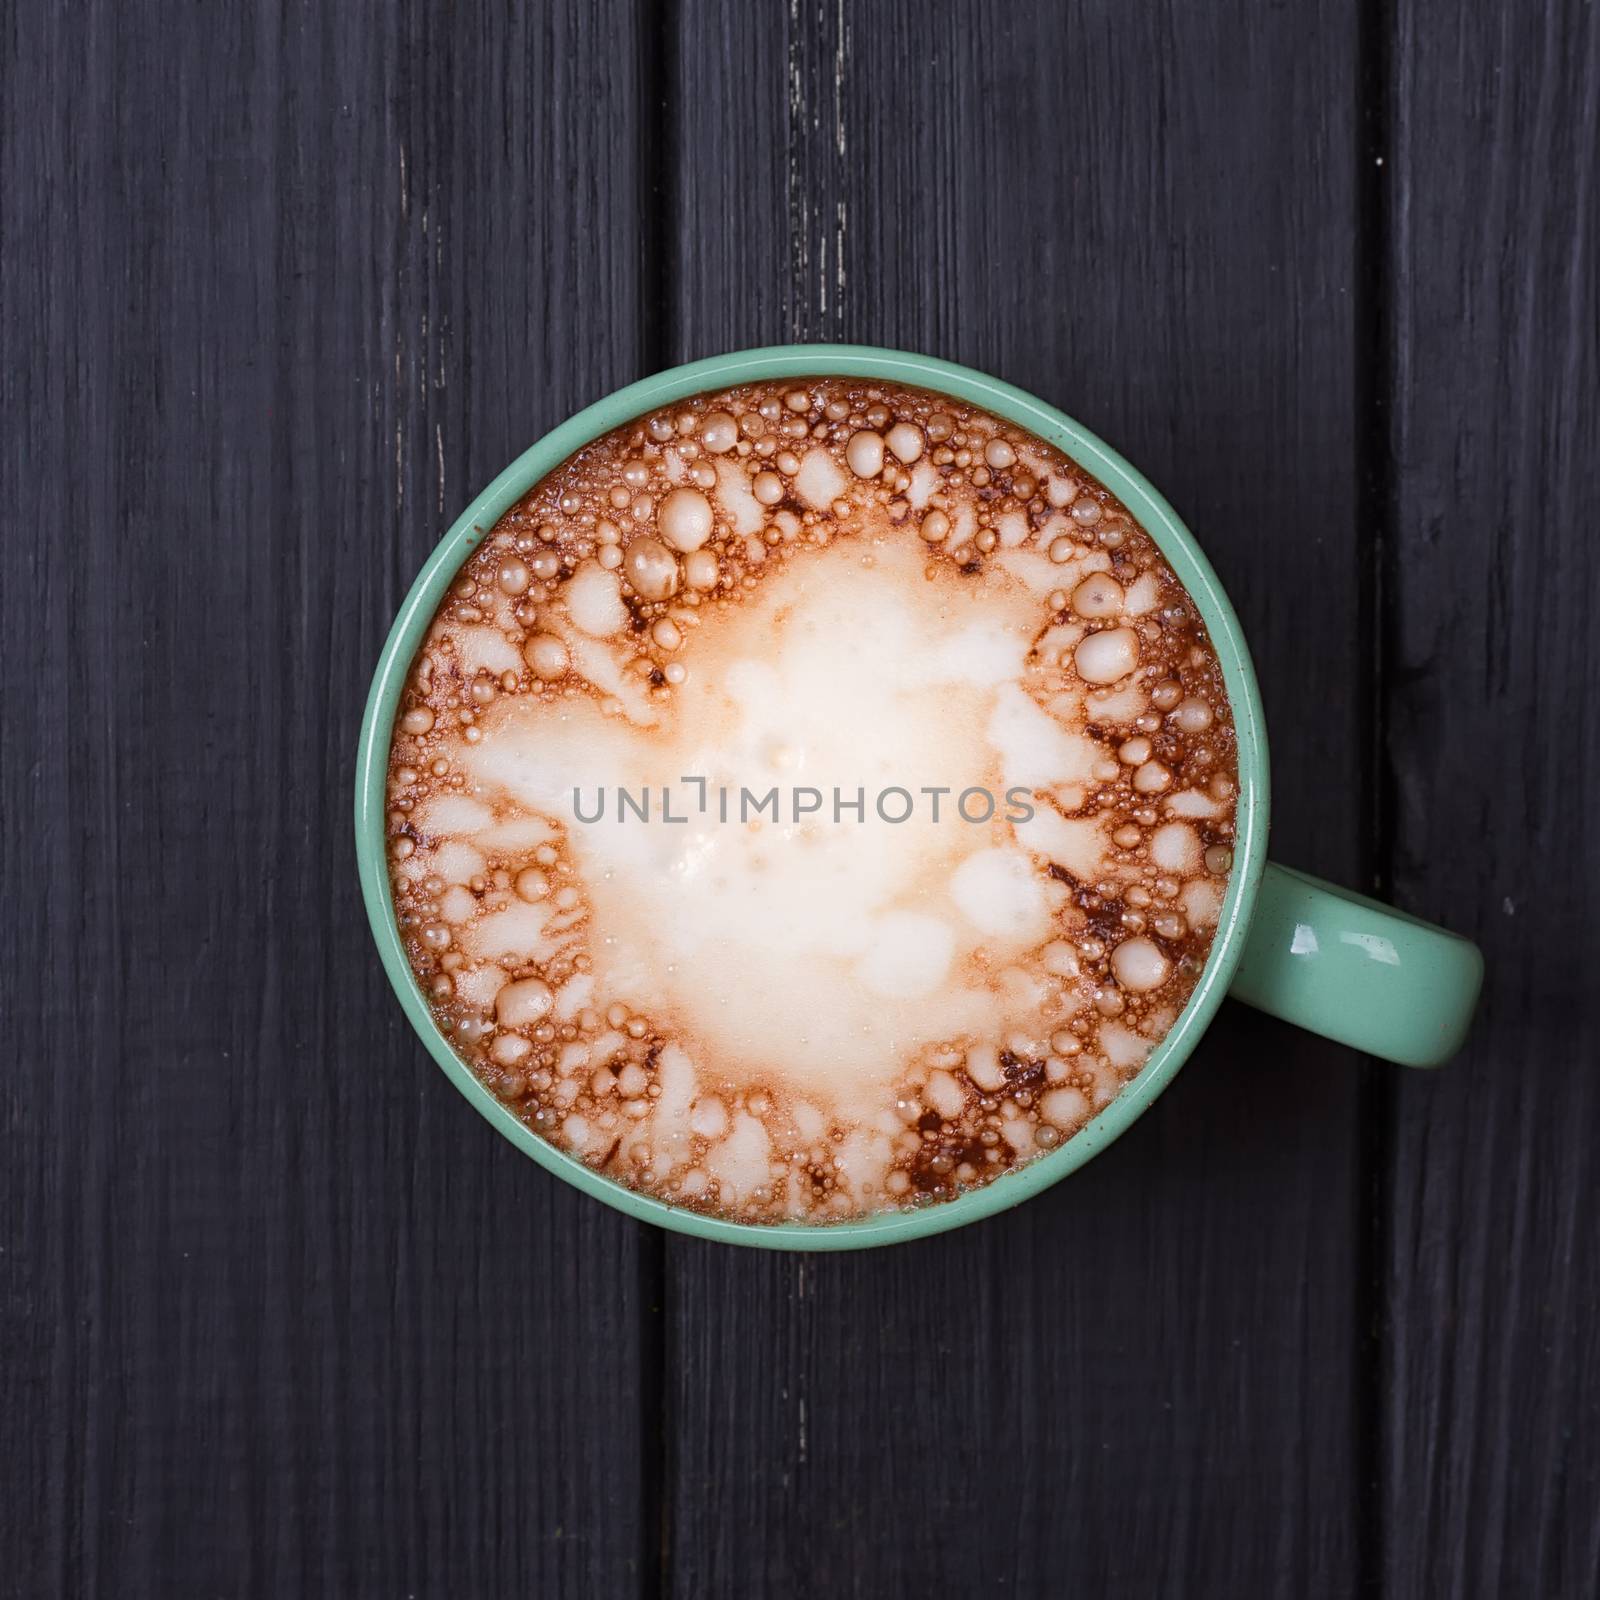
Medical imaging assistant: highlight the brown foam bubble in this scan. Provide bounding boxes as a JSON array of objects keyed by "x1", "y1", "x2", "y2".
[{"x1": 385, "y1": 377, "x2": 1239, "y2": 1222}]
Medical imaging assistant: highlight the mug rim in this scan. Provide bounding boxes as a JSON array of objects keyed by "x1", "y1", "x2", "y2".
[{"x1": 354, "y1": 344, "x2": 1271, "y2": 1250}]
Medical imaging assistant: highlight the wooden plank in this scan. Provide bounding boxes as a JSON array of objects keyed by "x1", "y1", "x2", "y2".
[
  {"x1": 0, "y1": 2, "x2": 655, "y2": 1594},
  {"x1": 1382, "y1": 3, "x2": 1600, "y2": 1593},
  {"x1": 665, "y1": 2, "x2": 1368, "y2": 1593}
]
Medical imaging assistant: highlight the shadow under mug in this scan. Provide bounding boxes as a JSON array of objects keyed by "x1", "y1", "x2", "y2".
[{"x1": 355, "y1": 345, "x2": 1484, "y2": 1251}]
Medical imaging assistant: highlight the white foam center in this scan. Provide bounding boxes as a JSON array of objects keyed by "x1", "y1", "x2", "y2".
[{"x1": 463, "y1": 538, "x2": 1063, "y2": 1114}]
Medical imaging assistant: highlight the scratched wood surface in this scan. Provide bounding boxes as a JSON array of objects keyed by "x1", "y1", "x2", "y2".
[
  {"x1": 1, "y1": 3, "x2": 654, "y2": 1595},
  {"x1": 1, "y1": 1, "x2": 1595, "y2": 1596},
  {"x1": 1380, "y1": 4, "x2": 1600, "y2": 1596}
]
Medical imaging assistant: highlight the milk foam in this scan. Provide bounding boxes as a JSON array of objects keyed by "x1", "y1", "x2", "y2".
[{"x1": 464, "y1": 538, "x2": 1056, "y2": 1118}]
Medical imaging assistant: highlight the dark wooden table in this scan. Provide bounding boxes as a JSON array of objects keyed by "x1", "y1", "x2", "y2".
[{"x1": 5, "y1": 2, "x2": 1596, "y2": 1595}]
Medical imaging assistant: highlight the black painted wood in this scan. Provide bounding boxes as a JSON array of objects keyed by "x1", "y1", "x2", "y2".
[
  {"x1": 3, "y1": 0, "x2": 1594, "y2": 1595},
  {"x1": 1381, "y1": 3, "x2": 1600, "y2": 1595},
  {"x1": 663, "y1": 3, "x2": 1367, "y2": 1594},
  {"x1": 1, "y1": 2, "x2": 654, "y2": 1595}
]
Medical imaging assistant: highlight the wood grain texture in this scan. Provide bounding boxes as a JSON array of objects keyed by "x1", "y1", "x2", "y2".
[
  {"x1": 663, "y1": 3, "x2": 1368, "y2": 1594},
  {"x1": 0, "y1": 2, "x2": 655, "y2": 1595},
  {"x1": 1381, "y1": 2, "x2": 1600, "y2": 1594}
]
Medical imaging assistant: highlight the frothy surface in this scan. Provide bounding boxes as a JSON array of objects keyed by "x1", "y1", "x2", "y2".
[{"x1": 385, "y1": 378, "x2": 1239, "y2": 1223}]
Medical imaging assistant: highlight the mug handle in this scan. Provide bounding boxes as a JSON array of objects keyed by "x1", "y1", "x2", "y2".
[{"x1": 1229, "y1": 863, "x2": 1483, "y2": 1067}]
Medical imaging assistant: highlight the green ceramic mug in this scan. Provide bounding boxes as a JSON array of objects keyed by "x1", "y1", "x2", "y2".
[{"x1": 355, "y1": 345, "x2": 1483, "y2": 1250}]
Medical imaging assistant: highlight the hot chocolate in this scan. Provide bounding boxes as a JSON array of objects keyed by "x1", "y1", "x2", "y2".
[{"x1": 384, "y1": 378, "x2": 1238, "y2": 1222}]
